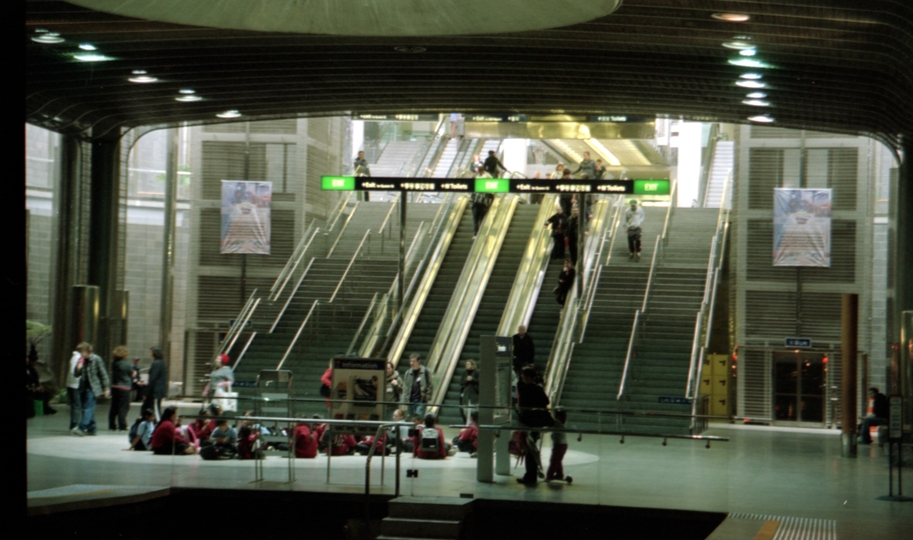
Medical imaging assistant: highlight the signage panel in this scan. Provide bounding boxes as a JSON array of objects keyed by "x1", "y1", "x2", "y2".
[
  {"x1": 785, "y1": 338, "x2": 812, "y2": 348},
  {"x1": 322, "y1": 176, "x2": 671, "y2": 195}
]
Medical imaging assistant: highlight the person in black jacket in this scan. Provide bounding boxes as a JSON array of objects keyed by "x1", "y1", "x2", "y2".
[
  {"x1": 516, "y1": 366, "x2": 553, "y2": 486},
  {"x1": 471, "y1": 192, "x2": 494, "y2": 236},
  {"x1": 483, "y1": 150, "x2": 508, "y2": 177},
  {"x1": 566, "y1": 207, "x2": 580, "y2": 266},
  {"x1": 143, "y1": 346, "x2": 167, "y2": 421},
  {"x1": 512, "y1": 325, "x2": 535, "y2": 376},
  {"x1": 556, "y1": 259, "x2": 576, "y2": 306},
  {"x1": 860, "y1": 387, "x2": 889, "y2": 444},
  {"x1": 545, "y1": 207, "x2": 568, "y2": 260},
  {"x1": 460, "y1": 359, "x2": 480, "y2": 424}
]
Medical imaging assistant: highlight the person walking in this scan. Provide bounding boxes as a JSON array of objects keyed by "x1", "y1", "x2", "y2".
[
  {"x1": 512, "y1": 325, "x2": 535, "y2": 376},
  {"x1": 71, "y1": 342, "x2": 110, "y2": 436},
  {"x1": 401, "y1": 354, "x2": 433, "y2": 420},
  {"x1": 624, "y1": 199, "x2": 645, "y2": 260},
  {"x1": 471, "y1": 192, "x2": 494, "y2": 237},
  {"x1": 459, "y1": 359, "x2": 480, "y2": 424},
  {"x1": 143, "y1": 346, "x2": 167, "y2": 421}
]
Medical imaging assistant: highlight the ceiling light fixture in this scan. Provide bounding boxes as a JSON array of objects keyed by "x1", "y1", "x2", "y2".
[
  {"x1": 32, "y1": 32, "x2": 65, "y2": 44},
  {"x1": 746, "y1": 92, "x2": 767, "y2": 99},
  {"x1": 736, "y1": 80, "x2": 767, "y2": 89},
  {"x1": 742, "y1": 99, "x2": 771, "y2": 107},
  {"x1": 175, "y1": 94, "x2": 202, "y2": 102},
  {"x1": 739, "y1": 49, "x2": 757, "y2": 56},
  {"x1": 740, "y1": 73, "x2": 763, "y2": 80},
  {"x1": 723, "y1": 41, "x2": 754, "y2": 50},
  {"x1": 748, "y1": 114, "x2": 775, "y2": 123},
  {"x1": 217, "y1": 110, "x2": 242, "y2": 118},
  {"x1": 712, "y1": 13, "x2": 750, "y2": 22},
  {"x1": 129, "y1": 75, "x2": 158, "y2": 83},
  {"x1": 78, "y1": 43, "x2": 97, "y2": 51},
  {"x1": 73, "y1": 52, "x2": 114, "y2": 62},
  {"x1": 729, "y1": 58, "x2": 769, "y2": 68}
]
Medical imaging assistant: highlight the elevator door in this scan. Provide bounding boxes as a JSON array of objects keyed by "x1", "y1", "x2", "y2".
[{"x1": 773, "y1": 352, "x2": 826, "y2": 424}]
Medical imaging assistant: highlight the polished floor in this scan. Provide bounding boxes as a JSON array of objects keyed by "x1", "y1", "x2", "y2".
[{"x1": 26, "y1": 401, "x2": 912, "y2": 539}]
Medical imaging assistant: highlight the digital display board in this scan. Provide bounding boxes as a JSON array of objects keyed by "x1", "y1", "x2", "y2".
[{"x1": 321, "y1": 176, "x2": 670, "y2": 195}]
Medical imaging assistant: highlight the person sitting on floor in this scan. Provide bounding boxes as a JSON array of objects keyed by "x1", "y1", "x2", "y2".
[
  {"x1": 294, "y1": 421, "x2": 319, "y2": 458},
  {"x1": 413, "y1": 414, "x2": 450, "y2": 460},
  {"x1": 321, "y1": 431, "x2": 357, "y2": 456},
  {"x1": 452, "y1": 410, "x2": 479, "y2": 455},
  {"x1": 125, "y1": 408, "x2": 156, "y2": 451},
  {"x1": 150, "y1": 407, "x2": 197, "y2": 455}
]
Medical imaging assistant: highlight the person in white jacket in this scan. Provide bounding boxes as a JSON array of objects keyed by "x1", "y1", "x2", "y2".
[
  {"x1": 67, "y1": 350, "x2": 82, "y2": 430},
  {"x1": 623, "y1": 199, "x2": 645, "y2": 260}
]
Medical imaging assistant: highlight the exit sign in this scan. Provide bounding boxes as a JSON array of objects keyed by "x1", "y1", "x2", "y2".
[
  {"x1": 321, "y1": 176, "x2": 355, "y2": 191},
  {"x1": 474, "y1": 178, "x2": 510, "y2": 193},
  {"x1": 633, "y1": 179, "x2": 670, "y2": 195}
]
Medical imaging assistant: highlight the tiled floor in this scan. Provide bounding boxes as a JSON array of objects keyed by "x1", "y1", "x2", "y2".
[{"x1": 26, "y1": 402, "x2": 912, "y2": 539}]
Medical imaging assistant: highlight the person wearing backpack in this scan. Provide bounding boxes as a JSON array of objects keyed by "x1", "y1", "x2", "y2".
[
  {"x1": 413, "y1": 414, "x2": 448, "y2": 459},
  {"x1": 125, "y1": 409, "x2": 156, "y2": 451}
]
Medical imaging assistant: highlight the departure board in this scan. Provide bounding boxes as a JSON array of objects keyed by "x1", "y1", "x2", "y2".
[{"x1": 321, "y1": 176, "x2": 669, "y2": 195}]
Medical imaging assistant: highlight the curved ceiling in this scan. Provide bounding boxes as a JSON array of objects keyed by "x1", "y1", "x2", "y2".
[
  {"x1": 25, "y1": 0, "x2": 913, "y2": 149},
  {"x1": 64, "y1": 0, "x2": 623, "y2": 37}
]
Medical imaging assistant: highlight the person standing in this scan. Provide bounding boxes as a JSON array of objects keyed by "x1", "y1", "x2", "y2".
[
  {"x1": 385, "y1": 361, "x2": 403, "y2": 417},
  {"x1": 545, "y1": 206, "x2": 568, "y2": 260},
  {"x1": 401, "y1": 354, "x2": 433, "y2": 420},
  {"x1": 558, "y1": 169, "x2": 574, "y2": 215},
  {"x1": 512, "y1": 325, "x2": 535, "y2": 375},
  {"x1": 143, "y1": 346, "x2": 167, "y2": 421},
  {"x1": 483, "y1": 150, "x2": 508, "y2": 178},
  {"x1": 469, "y1": 154, "x2": 484, "y2": 175},
  {"x1": 353, "y1": 150, "x2": 371, "y2": 177},
  {"x1": 566, "y1": 207, "x2": 580, "y2": 266},
  {"x1": 549, "y1": 163, "x2": 565, "y2": 180},
  {"x1": 208, "y1": 354, "x2": 235, "y2": 411},
  {"x1": 471, "y1": 192, "x2": 494, "y2": 237},
  {"x1": 571, "y1": 152, "x2": 596, "y2": 179},
  {"x1": 546, "y1": 407, "x2": 572, "y2": 483},
  {"x1": 593, "y1": 159, "x2": 607, "y2": 180},
  {"x1": 624, "y1": 199, "x2": 645, "y2": 260},
  {"x1": 860, "y1": 387, "x2": 889, "y2": 444},
  {"x1": 556, "y1": 259, "x2": 576, "y2": 306},
  {"x1": 460, "y1": 359, "x2": 480, "y2": 424},
  {"x1": 66, "y1": 349, "x2": 83, "y2": 429},
  {"x1": 108, "y1": 345, "x2": 135, "y2": 431},
  {"x1": 516, "y1": 366, "x2": 554, "y2": 486},
  {"x1": 71, "y1": 342, "x2": 110, "y2": 436}
]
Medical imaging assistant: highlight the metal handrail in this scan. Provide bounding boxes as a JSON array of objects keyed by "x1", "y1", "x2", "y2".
[
  {"x1": 698, "y1": 124, "x2": 721, "y2": 207},
  {"x1": 545, "y1": 294, "x2": 580, "y2": 403},
  {"x1": 641, "y1": 235, "x2": 662, "y2": 313},
  {"x1": 602, "y1": 194, "x2": 627, "y2": 266},
  {"x1": 277, "y1": 300, "x2": 319, "y2": 370},
  {"x1": 660, "y1": 177, "x2": 678, "y2": 248},
  {"x1": 219, "y1": 291, "x2": 259, "y2": 358},
  {"x1": 271, "y1": 226, "x2": 320, "y2": 302},
  {"x1": 270, "y1": 218, "x2": 317, "y2": 299},
  {"x1": 617, "y1": 310, "x2": 642, "y2": 400},
  {"x1": 685, "y1": 311, "x2": 703, "y2": 399},
  {"x1": 326, "y1": 200, "x2": 361, "y2": 258},
  {"x1": 271, "y1": 257, "x2": 315, "y2": 333},
  {"x1": 376, "y1": 194, "x2": 400, "y2": 255},
  {"x1": 347, "y1": 292, "x2": 381, "y2": 356},
  {"x1": 411, "y1": 116, "x2": 447, "y2": 178},
  {"x1": 330, "y1": 229, "x2": 372, "y2": 303},
  {"x1": 231, "y1": 332, "x2": 258, "y2": 371},
  {"x1": 326, "y1": 192, "x2": 354, "y2": 233}
]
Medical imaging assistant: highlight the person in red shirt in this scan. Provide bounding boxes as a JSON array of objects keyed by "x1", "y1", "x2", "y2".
[
  {"x1": 294, "y1": 421, "x2": 319, "y2": 458},
  {"x1": 150, "y1": 407, "x2": 197, "y2": 455},
  {"x1": 413, "y1": 414, "x2": 447, "y2": 460},
  {"x1": 452, "y1": 410, "x2": 479, "y2": 454}
]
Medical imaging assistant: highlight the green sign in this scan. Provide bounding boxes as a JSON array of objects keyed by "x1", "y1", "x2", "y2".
[
  {"x1": 322, "y1": 176, "x2": 355, "y2": 191},
  {"x1": 474, "y1": 178, "x2": 510, "y2": 193},
  {"x1": 633, "y1": 179, "x2": 670, "y2": 196}
]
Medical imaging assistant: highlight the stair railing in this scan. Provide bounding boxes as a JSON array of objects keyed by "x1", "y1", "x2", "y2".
[
  {"x1": 697, "y1": 124, "x2": 721, "y2": 208},
  {"x1": 660, "y1": 177, "x2": 678, "y2": 251},
  {"x1": 219, "y1": 289, "x2": 260, "y2": 362},
  {"x1": 276, "y1": 299, "x2": 320, "y2": 370},
  {"x1": 347, "y1": 292, "x2": 382, "y2": 356},
  {"x1": 375, "y1": 194, "x2": 401, "y2": 256},
  {"x1": 617, "y1": 234, "x2": 662, "y2": 401},
  {"x1": 270, "y1": 217, "x2": 318, "y2": 301},
  {"x1": 326, "y1": 197, "x2": 362, "y2": 258},
  {"x1": 329, "y1": 229, "x2": 372, "y2": 304},
  {"x1": 325, "y1": 191, "x2": 354, "y2": 234},
  {"x1": 270, "y1": 224, "x2": 321, "y2": 303},
  {"x1": 577, "y1": 195, "x2": 624, "y2": 341},
  {"x1": 271, "y1": 257, "x2": 316, "y2": 333},
  {"x1": 406, "y1": 116, "x2": 447, "y2": 178}
]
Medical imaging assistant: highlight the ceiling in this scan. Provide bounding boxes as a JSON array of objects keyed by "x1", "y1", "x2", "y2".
[{"x1": 25, "y1": 1, "x2": 913, "y2": 150}]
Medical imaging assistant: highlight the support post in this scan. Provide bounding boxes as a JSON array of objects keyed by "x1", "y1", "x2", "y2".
[
  {"x1": 399, "y1": 196, "x2": 406, "y2": 310},
  {"x1": 160, "y1": 128, "x2": 178, "y2": 360},
  {"x1": 841, "y1": 293, "x2": 858, "y2": 458}
]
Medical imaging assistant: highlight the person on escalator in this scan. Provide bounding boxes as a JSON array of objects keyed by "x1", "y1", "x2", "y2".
[
  {"x1": 555, "y1": 259, "x2": 575, "y2": 306},
  {"x1": 571, "y1": 151, "x2": 596, "y2": 179},
  {"x1": 545, "y1": 206, "x2": 567, "y2": 260},
  {"x1": 471, "y1": 192, "x2": 494, "y2": 237},
  {"x1": 566, "y1": 207, "x2": 580, "y2": 266},
  {"x1": 483, "y1": 150, "x2": 508, "y2": 178}
]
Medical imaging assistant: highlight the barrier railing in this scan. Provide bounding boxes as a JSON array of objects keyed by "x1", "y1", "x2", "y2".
[
  {"x1": 270, "y1": 218, "x2": 318, "y2": 301},
  {"x1": 271, "y1": 258, "x2": 316, "y2": 333},
  {"x1": 276, "y1": 299, "x2": 319, "y2": 370},
  {"x1": 617, "y1": 234, "x2": 661, "y2": 400},
  {"x1": 329, "y1": 229, "x2": 372, "y2": 303}
]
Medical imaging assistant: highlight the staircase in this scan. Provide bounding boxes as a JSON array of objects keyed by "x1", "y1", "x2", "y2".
[
  {"x1": 372, "y1": 141, "x2": 424, "y2": 177},
  {"x1": 621, "y1": 208, "x2": 718, "y2": 434},
  {"x1": 704, "y1": 141, "x2": 733, "y2": 208},
  {"x1": 438, "y1": 204, "x2": 540, "y2": 426},
  {"x1": 378, "y1": 497, "x2": 471, "y2": 540},
  {"x1": 558, "y1": 206, "x2": 666, "y2": 433}
]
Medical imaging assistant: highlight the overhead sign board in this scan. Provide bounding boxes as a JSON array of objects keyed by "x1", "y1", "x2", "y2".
[
  {"x1": 785, "y1": 338, "x2": 812, "y2": 348},
  {"x1": 321, "y1": 176, "x2": 670, "y2": 195}
]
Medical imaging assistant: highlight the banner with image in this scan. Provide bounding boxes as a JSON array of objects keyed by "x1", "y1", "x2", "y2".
[
  {"x1": 773, "y1": 188, "x2": 831, "y2": 267},
  {"x1": 220, "y1": 180, "x2": 272, "y2": 254}
]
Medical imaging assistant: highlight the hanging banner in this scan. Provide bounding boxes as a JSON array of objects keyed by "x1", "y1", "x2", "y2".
[
  {"x1": 220, "y1": 180, "x2": 271, "y2": 254},
  {"x1": 773, "y1": 188, "x2": 831, "y2": 267}
]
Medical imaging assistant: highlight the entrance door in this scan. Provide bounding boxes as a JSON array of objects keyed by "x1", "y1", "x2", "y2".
[{"x1": 773, "y1": 351, "x2": 826, "y2": 424}]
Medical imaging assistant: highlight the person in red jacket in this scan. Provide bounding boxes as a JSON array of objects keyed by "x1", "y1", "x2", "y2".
[
  {"x1": 321, "y1": 361, "x2": 333, "y2": 408},
  {"x1": 150, "y1": 407, "x2": 197, "y2": 455},
  {"x1": 452, "y1": 410, "x2": 479, "y2": 455},
  {"x1": 294, "y1": 421, "x2": 319, "y2": 458},
  {"x1": 413, "y1": 414, "x2": 447, "y2": 459},
  {"x1": 321, "y1": 431, "x2": 357, "y2": 456}
]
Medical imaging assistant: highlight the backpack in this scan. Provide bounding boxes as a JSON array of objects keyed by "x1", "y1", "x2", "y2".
[
  {"x1": 419, "y1": 426, "x2": 440, "y2": 453},
  {"x1": 128, "y1": 418, "x2": 143, "y2": 445}
]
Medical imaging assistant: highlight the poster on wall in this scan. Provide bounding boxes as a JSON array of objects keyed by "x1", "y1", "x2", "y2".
[
  {"x1": 220, "y1": 180, "x2": 272, "y2": 254},
  {"x1": 329, "y1": 357, "x2": 386, "y2": 434},
  {"x1": 773, "y1": 188, "x2": 831, "y2": 267}
]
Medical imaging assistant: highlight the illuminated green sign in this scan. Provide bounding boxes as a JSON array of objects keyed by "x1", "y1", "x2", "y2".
[
  {"x1": 474, "y1": 178, "x2": 510, "y2": 193},
  {"x1": 633, "y1": 179, "x2": 670, "y2": 196},
  {"x1": 321, "y1": 176, "x2": 355, "y2": 191}
]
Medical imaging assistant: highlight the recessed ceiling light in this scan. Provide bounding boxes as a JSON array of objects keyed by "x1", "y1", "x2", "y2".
[
  {"x1": 78, "y1": 43, "x2": 97, "y2": 51},
  {"x1": 128, "y1": 75, "x2": 158, "y2": 83},
  {"x1": 742, "y1": 99, "x2": 771, "y2": 107},
  {"x1": 73, "y1": 53, "x2": 114, "y2": 62},
  {"x1": 32, "y1": 32, "x2": 65, "y2": 44},
  {"x1": 739, "y1": 49, "x2": 757, "y2": 56},
  {"x1": 740, "y1": 73, "x2": 763, "y2": 80},
  {"x1": 179, "y1": 89, "x2": 196, "y2": 94},
  {"x1": 748, "y1": 115, "x2": 775, "y2": 123},
  {"x1": 746, "y1": 92, "x2": 767, "y2": 99},
  {"x1": 729, "y1": 58, "x2": 770, "y2": 68},
  {"x1": 175, "y1": 94, "x2": 203, "y2": 102},
  {"x1": 712, "y1": 13, "x2": 750, "y2": 22},
  {"x1": 394, "y1": 46, "x2": 426, "y2": 53},
  {"x1": 723, "y1": 41, "x2": 754, "y2": 50},
  {"x1": 736, "y1": 80, "x2": 767, "y2": 89},
  {"x1": 217, "y1": 110, "x2": 241, "y2": 118}
]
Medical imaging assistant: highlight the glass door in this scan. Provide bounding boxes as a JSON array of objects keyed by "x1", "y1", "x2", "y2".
[{"x1": 773, "y1": 351, "x2": 826, "y2": 425}]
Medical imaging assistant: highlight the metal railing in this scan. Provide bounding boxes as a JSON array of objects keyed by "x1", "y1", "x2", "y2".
[
  {"x1": 326, "y1": 198, "x2": 362, "y2": 258},
  {"x1": 270, "y1": 218, "x2": 318, "y2": 301},
  {"x1": 329, "y1": 229, "x2": 372, "y2": 303},
  {"x1": 617, "y1": 234, "x2": 661, "y2": 400},
  {"x1": 276, "y1": 299, "x2": 319, "y2": 370},
  {"x1": 271, "y1": 258, "x2": 316, "y2": 333},
  {"x1": 220, "y1": 290, "x2": 260, "y2": 367},
  {"x1": 661, "y1": 177, "x2": 678, "y2": 250},
  {"x1": 375, "y1": 194, "x2": 400, "y2": 256}
]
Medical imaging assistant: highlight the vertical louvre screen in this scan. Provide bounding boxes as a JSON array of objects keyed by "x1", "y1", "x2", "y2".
[{"x1": 740, "y1": 349, "x2": 771, "y2": 420}]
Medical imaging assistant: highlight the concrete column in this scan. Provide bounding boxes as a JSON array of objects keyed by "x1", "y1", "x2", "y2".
[
  {"x1": 160, "y1": 128, "x2": 178, "y2": 361},
  {"x1": 841, "y1": 293, "x2": 858, "y2": 458},
  {"x1": 87, "y1": 135, "x2": 122, "y2": 359}
]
